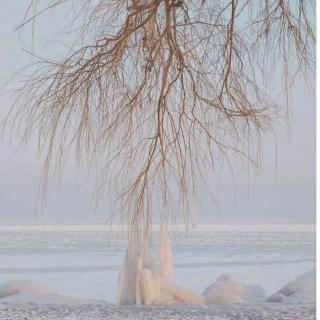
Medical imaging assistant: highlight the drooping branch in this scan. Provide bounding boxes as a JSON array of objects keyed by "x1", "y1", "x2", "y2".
[{"x1": 4, "y1": 0, "x2": 315, "y2": 235}]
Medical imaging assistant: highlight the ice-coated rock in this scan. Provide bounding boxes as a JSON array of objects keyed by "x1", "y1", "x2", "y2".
[
  {"x1": 267, "y1": 270, "x2": 315, "y2": 304},
  {"x1": 203, "y1": 274, "x2": 266, "y2": 304}
]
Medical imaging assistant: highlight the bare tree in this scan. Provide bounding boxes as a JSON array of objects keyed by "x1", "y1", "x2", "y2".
[{"x1": 5, "y1": 0, "x2": 315, "y2": 242}]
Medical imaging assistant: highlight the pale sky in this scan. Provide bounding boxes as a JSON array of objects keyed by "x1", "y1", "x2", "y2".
[{"x1": 0, "y1": 1, "x2": 315, "y2": 222}]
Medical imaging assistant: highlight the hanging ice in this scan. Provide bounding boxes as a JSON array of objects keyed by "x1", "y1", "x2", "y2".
[
  {"x1": 116, "y1": 224, "x2": 204, "y2": 305},
  {"x1": 157, "y1": 224, "x2": 173, "y2": 278}
]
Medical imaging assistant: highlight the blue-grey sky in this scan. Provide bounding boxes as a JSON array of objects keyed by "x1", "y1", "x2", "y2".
[{"x1": 0, "y1": 1, "x2": 315, "y2": 222}]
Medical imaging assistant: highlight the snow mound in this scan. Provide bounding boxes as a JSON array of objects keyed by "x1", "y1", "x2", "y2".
[
  {"x1": 267, "y1": 270, "x2": 315, "y2": 304},
  {"x1": 203, "y1": 274, "x2": 265, "y2": 304},
  {"x1": 0, "y1": 281, "x2": 104, "y2": 305}
]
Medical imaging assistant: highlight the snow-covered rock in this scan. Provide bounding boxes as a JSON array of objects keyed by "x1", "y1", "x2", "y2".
[
  {"x1": 203, "y1": 274, "x2": 265, "y2": 304},
  {"x1": 0, "y1": 281, "x2": 104, "y2": 305},
  {"x1": 266, "y1": 270, "x2": 315, "y2": 304}
]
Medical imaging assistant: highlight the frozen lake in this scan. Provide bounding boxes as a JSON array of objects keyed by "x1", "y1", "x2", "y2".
[{"x1": 0, "y1": 223, "x2": 315, "y2": 303}]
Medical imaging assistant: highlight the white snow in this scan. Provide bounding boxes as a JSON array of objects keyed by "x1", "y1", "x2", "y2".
[
  {"x1": 203, "y1": 274, "x2": 265, "y2": 304},
  {"x1": 0, "y1": 222, "x2": 315, "y2": 320},
  {"x1": 1, "y1": 271, "x2": 313, "y2": 307},
  {"x1": 0, "y1": 302, "x2": 316, "y2": 319},
  {"x1": 0, "y1": 281, "x2": 102, "y2": 305},
  {"x1": 267, "y1": 270, "x2": 315, "y2": 304},
  {"x1": 0, "y1": 222, "x2": 314, "y2": 303}
]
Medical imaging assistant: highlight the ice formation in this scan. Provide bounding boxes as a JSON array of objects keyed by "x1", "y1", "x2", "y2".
[
  {"x1": 191, "y1": 203, "x2": 198, "y2": 228},
  {"x1": 266, "y1": 270, "x2": 315, "y2": 304},
  {"x1": 203, "y1": 274, "x2": 266, "y2": 304},
  {"x1": 116, "y1": 224, "x2": 204, "y2": 305},
  {"x1": 157, "y1": 224, "x2": 173, "y2": 278}
]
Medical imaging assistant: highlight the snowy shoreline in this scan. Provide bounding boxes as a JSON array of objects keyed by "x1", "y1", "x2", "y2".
[
  {"x1": 0, "y1": 302, "x2": 316, "y2": 320},
  {"x1": 1, "y1": 223, "x2": 314, "y2": 302},
  {"x1": 0, "y1": 270, "x2": 316, "y2": 309}
]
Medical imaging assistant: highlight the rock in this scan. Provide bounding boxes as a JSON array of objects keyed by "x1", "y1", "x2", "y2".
[
  {"x1": 266, "y1": 270, "x2": 315, "y2": 304},
  {"x1": 203, "y1": 274, "x2": 266, "y2": 304}
]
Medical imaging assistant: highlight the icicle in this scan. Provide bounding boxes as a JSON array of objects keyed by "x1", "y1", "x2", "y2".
[
  {"x1": 116, "y1": 224, "x2": 145, "y2": 305},
  {"x1": 115, "y1": 264, "x2": 124, "y2": 304},
  {"x1": 116, "y1": 249, "x2": 140, "y2": 304},
  {"x1": 116, "y1": 219, "x2": 204, "y2": 305},
  {"x1": 157, "y1": 223, "x2": 173, "y2": 278},
  {"x1": 191, "y1": 202, "x2": 198, "y2": 228}
]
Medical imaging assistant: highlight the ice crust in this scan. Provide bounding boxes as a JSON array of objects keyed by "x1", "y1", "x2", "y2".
[
  {"x1": 0, "y1": 281, "x2": 103, "y2": 305},
  {"x1": 203, "y1": 274, "x2": 266, "y2": 304},
  {"x1": 0, "y1": 270, "x2": 315, "y2": 306},
  {"x1": 266, "y1": 270, "x2": 315, "y2": 304}
]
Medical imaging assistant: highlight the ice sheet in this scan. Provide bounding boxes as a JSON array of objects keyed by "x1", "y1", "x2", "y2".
[{"x1": 0, "y1": 223, "x2": 315, "y2": 303}]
